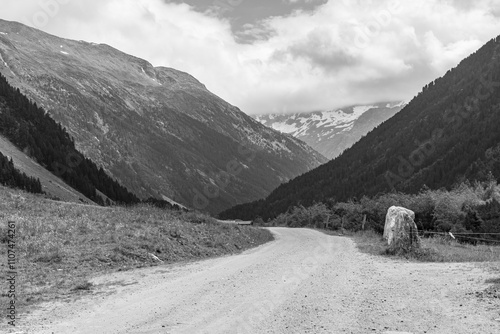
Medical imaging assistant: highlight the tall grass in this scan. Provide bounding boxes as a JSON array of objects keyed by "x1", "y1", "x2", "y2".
[{"x1": 350, "y1": 230, "x2": 500, "y2": 262}]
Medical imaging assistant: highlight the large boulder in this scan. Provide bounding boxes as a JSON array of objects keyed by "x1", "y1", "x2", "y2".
[{"x1": 383, "y1": 206, "x2": 420, "y2": 247}]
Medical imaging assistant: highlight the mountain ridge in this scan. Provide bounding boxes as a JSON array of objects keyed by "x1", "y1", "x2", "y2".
[{"x1": 0, "y1": 19, "x2": 326, "y2": 213}]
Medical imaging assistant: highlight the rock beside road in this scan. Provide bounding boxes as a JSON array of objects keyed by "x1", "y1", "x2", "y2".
[{"x1": 383, "y1": 206, "x2": 420, "y2": 247}]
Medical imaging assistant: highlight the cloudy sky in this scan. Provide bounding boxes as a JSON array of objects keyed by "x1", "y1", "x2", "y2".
[{"x1": 2, "y1": 0, "x2": 500, "y2": 114}]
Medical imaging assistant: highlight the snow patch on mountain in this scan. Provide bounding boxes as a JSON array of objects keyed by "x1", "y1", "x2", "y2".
[
  {"x1": 0, "y1": 53, "x2": 7, "y2": 68},
  {"x1": 0, "y1": 52, "x2": 12, "y2": 74},
  {"x1": 94, "y1": 111, "x2": 109, "y2": 135},
  {"x1": 386, "y1": 101, "x2": 406, "y2": 108},
  {"x1": 271, "y1": 122, "x2": 301, "y2": 135},
  {"x1": 263, "y1": 105, "x2": 378, "y2": 138},
  {"x1": 254, "y1": 102, "x2": 406, "y2": 159}
]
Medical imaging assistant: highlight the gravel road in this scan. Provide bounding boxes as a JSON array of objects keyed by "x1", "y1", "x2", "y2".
[{"x1": 24, "y1": 228, "x2": 500, "y2": 334}]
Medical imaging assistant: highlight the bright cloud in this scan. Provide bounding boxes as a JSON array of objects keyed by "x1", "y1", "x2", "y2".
[{"x1": 1, "y1": 0, "x2": 500, "y2": 114}]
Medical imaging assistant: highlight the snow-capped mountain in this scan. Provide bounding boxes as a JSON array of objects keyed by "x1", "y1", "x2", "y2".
[{"x1": 253, "y1": 102, "x2": 406, "y2": 159}]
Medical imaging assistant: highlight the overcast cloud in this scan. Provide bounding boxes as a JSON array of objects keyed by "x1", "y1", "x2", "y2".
[{"x1": 2, "y1": 0, "x2": 500, "y2": 114}]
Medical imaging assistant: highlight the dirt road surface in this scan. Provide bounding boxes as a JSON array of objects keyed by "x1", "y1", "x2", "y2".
[{"x1": 23, "y1": 228, "x2": 500, "y2": 334}]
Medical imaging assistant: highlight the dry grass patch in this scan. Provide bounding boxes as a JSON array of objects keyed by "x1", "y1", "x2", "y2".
[
  {"x1": 349, "y1": 229, "x2": 500, "y2": 262},
  {"x1": 0, "y1": 187, "x2": 273, "y2": 311},
  {"x1": 420, "y1": 236, "x2": 500, "y2": 262}
]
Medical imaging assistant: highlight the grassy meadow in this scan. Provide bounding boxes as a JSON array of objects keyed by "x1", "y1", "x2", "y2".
[
  {"x1": 0, "y1": 186, "x2": 273, "y2": 310},
  {"x1": 350, "y1": 229, "x2": 500, "y2": 262}
]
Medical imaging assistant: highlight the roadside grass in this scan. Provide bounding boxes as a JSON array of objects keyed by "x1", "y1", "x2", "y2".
[
  {"x1": 349, "y1": 229, "x2": 500, "y2": 262},
  {"x1": 0, "y1": 186, "x2": 273, "y2": 310}
]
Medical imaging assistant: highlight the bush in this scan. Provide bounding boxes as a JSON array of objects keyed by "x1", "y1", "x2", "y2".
[
  {"x1": 410, "y1": 189, "x2": 436, "y2": 230},
  {"x1": 252, "y1": 217, "x2": 265, "y2": 226},
  {"x1": 333, "y1": 201, "x2": 364, "y2": 231}
]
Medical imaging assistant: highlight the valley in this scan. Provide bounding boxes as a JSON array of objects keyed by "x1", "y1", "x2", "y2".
[
  {"x1": 1, "y1": 3, "x2": 500, "y2": 334},
  {"x1": 0, "y1": 19, "x2": 326, "y2": 214},
  {"x1": 221, "y1": 35, "x2": 500, "y2": 222}
]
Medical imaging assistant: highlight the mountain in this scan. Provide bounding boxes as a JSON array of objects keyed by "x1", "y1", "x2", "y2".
[
  {"x1": 220, "y1": 35, "x2": 500, "y2": 220},
  {"x1": 0, "y1": 72, "x2": 140, "y2": 205},
  {"x1": 253, "y1": 102, "x2": 405, "y2": 159},
  {"x1": 0, "y1": 19, "x2": 326, "y2": 214}
]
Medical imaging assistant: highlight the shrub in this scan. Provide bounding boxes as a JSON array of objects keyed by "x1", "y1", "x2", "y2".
[
  {"x1": 333, "y1": 201, "x2": 364, "y2": 231},
  {"x1": 252, "y1": 217, "x2": 265, "y2": 226}
]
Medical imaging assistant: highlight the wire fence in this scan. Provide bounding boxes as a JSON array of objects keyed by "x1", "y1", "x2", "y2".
[{"x1": 414, "y1": 230, "x2": 500, "y2": 244}]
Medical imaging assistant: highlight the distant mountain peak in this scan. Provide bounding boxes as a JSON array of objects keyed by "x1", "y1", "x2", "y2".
[{"x1": 253, "y1": 102, "x2": 406, "y2": 159}]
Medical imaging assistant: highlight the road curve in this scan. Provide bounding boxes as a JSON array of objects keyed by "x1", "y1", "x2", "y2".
[{"x1": 25, "y1": 228, "x2": 499, "y2": 334}]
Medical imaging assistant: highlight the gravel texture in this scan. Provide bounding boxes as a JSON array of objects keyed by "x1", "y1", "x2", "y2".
[{"x1": 21, "y1": 228, "x2": 500, "y2": 334}]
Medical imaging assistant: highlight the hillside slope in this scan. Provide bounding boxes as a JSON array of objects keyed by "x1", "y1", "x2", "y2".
[
  {"x1": 0, "y1": 135, "x2": 93, "y2": 203},
  {"x1": 0, "y1": 72, "x2": 139, "y2": 205},
  {"x1": 0, "y1": 19, "x2": 326, "y2": 214},
  {"x1": 220, "y1": 35, "x2": 500, "y2": 220},
  {"x1": 254, "y1": 102, "x2": 405, "y2": 159}
]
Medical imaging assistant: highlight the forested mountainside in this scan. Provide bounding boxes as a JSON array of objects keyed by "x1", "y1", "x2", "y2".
[
  {"x1": 0, "y1": 73, "x2": 139, "y2": 205},
  {"x1": 220, "y1": 35, "x2": 500, "y2": 220},
  {"x1": 254, "y1": 102, "x2": 405, "y2": 159},
  {"x1": 0, "y1": 19, "x2": 326, "y2": 214}
]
